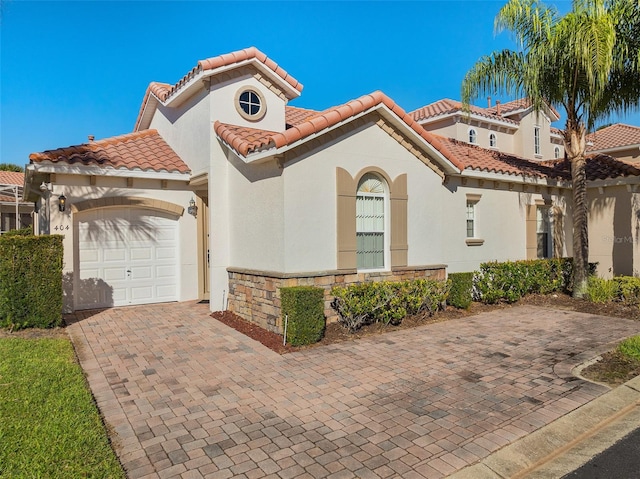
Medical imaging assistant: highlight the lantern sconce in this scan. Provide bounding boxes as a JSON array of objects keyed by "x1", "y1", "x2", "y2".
[
  {"x1": 58, "y1": 193, "x2": 67, "y2": 212},
  {"x1": 188, "y1": 198, "x2": 197, "y2": 217}
]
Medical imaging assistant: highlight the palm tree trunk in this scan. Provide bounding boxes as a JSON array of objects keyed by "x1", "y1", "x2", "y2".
[{"x1": 571, "y1": 155, "x2": 589, "y2": 297}]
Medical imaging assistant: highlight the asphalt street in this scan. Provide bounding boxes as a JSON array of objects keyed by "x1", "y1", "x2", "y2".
[{"x1": 562, "y1": 426, "x2": 640, "y2": 479}]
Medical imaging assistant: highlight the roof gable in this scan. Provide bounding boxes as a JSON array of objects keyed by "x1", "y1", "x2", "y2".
[
  {"x1": 215, "y1": 91, "x2": 465, "y2": 176},
  {"x1": 135, "y1": 47, "x2": 303, "y2": 131}
]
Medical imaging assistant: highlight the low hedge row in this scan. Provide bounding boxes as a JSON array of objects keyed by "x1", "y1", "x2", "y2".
[
  {"x1": 331, "y1": 279, "x2": 450, "y2": 332},
  {"x1": 0, "y1": 234, "x2": 64, "y2": 329}
]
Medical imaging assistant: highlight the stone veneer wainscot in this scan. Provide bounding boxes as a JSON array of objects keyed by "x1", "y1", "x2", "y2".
[{"x1": 227, "y1": 265, "x2": 447, "y2": 333}]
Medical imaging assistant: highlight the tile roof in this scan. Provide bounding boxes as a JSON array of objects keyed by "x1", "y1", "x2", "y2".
[
  {"x1": 486, "y1": 98, "x2": 561, "y2": 119},
  {"x1": 437, "y1": 137, "x2": 569, "y2": 179},
  {"x1": 541, "y1": 155, "x2": 640, "y2": 181},
  {"x1": 215, "y1": 91, "x2": 466, "y2": 171},
  {"x1": 410, "y1": 99, "x2": 518, "y2": 125},
  {"x1": 587, "y1": 123, "x2": 640, "y2": 152},
  {"x1": 29, "y1": 130, "x2": 190, "y2": 174},
  {"x1": 285, "y1": 106, "x2": 321, "y2": 127},
  {"x1": 0, "y1": 171, "x2": 24, "y2": 186},
  {"x1": 135, "y1": 47, "x2": 302, "y2": 131},
  {"x1": 0, "y1": 172, "x2": 25, "y2": 203}
]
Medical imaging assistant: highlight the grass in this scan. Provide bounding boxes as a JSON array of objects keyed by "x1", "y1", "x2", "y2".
[
  {"x1": 0, "y1": 338, "x2": 124, "y2": 478},
  {"x1": 619, "y1": 335, "x2": 640, "y2": 361}
]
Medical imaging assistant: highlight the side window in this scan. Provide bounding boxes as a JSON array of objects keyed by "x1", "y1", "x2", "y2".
[
  {"x1": 356, "y1": 173, "x2": 386, "y2": 269},
  {"x1": 489, "y1": 133, "x2": 497, "y2": 148},
  {"x1": 554, "y1": 146, "x2": 561, "y2": 159},
  {"x1": 469, "y1": 128, "x2": 477, "y2": 144},
  {"x1": 534, "y1": 126, "x2": 541, "y2": 156}
]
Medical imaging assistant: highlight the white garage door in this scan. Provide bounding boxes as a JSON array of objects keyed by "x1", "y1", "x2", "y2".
[{"x1": 76, "y1": 208, "x2": 179, "y2": 310}]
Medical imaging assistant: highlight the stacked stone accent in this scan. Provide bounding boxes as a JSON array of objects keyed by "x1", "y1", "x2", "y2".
[{"x1": 227, "y1": 265, "x2": 447, "y2": 334}]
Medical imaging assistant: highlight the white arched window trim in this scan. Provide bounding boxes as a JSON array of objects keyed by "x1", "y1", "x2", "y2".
[
  {"x1": 468, "y1": 128, "x2": 477, "y2": 144},
  {"x1": 356, "y1": 173, "x2": 390, "y2": 270},
  {"x1": 489, "y1": 133, "x2": 497, "y2": 148}
]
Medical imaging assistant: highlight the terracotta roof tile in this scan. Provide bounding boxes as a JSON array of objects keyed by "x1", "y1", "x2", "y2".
[
  {"x1": 29, "y1": 130, "x2": 190, "y2": 174},
  {"x1": 437, "y1": 137, "x2": 568, "y2": 179},
  {"x1": 542, "y1": 155, "x2": 640, "y2": 180},
  {"x1": 285, "y1": 106, "x2": 321, "y2": 127},
  {"x1": 216, "y1": 91, "x2": 470, "y2": 171},
  {"x1": 587, "y1": 123, "x2": 640, "y2": 151},
  {"x1": 486, "y1": 98, "x2": 561, "y2": 119},
  {"x1": 410, "y1": 99, "x2": 519, "y2": 125},
  {"x1": 0, "y1": 171, "x2": 24, "y2": 186}
]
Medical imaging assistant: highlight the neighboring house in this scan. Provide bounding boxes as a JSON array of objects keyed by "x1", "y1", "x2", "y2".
[
  {"x1": 587, "y1": 123, "x2": 640, "y2": 163},
  {"x1": 410, "y1": 98, "x2": 566, "y2": 161},
  {"x1": 23, "y1": 47, "x2": 640, "y2": 330},
  {"x1": 0, "y1": 171, "x2": 33, "y2": 234}
]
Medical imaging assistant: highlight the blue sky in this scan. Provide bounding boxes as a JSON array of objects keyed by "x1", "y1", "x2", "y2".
[{"x1": 2, "y1": 0, "x2": 639, "y2": 166}]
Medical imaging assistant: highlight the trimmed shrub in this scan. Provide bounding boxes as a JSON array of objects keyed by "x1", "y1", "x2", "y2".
[
  {"x1": 448, "y1": 272, "x2": 473, "y2": 309},
  {"x1": 473, "y1": 258, "x2": 597, "y2": 304},
  {"x1": 280, "y1": 286, "x2": 325, "y2": 346},
  {"x1": 0, "y1": 235, "x2": 63, "y2": 329},
  {"x1": 331, "y1": 279, "x2": 450, "y2": 332},
  {"x1": 2, "y1": 227, "x2": 33, "y2": 237},
  {"x1": 586, "y1": 276, "x2": 620, "y2": 303},
  {"x1": 612, "y1": 276, "x2": 640, "y2": 306}
]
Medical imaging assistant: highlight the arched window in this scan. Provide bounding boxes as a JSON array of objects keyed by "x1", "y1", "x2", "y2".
[
  {"x1": 469, "y1": 129, "x2": 477, "y2": 144},
  {"x1": 554, "y1": 146, "x2": 561, "y2": 159},
  {"x1": 356, "y1": 173, "x2": 386, "y2": 269},
  {"x1": 489, "y1": 133, "x2": 497, "y2": 148}
]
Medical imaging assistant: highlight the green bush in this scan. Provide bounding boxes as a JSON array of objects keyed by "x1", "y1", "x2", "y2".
[
  {"x1": 618, "y1": 335, "x2": 640, "y2": 361},
  {"x1": 612, "y1": 276, "x2": 640, "y2": 306},
  {"x1": 586, "y1": 276, "x2": 620, "y2": 303},
  {"x1": 0, "y1": 235, "x2": 64, "y2": 329},
  {"x1": 2, "y1": 227, "x2": 33, "y2": 237},
  {"x1": 331, "y1": 279, "x2": 450, "y2": 332},
  {"x1": 448, "y1": 272, "x2": 473, "y2": 309},
  {"x1": 473, "y1": 258, "x2": 598, "y2": 304},
  {"x1": 280, "y1": 286, "x2": 325, "y2": 346}
]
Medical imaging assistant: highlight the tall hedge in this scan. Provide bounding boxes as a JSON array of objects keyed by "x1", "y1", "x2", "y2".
[
  {"x1": 448, "y1": 272, "x2": 474, "y2": 309},
  {"x1": 0, "y1": 235, "x2": 64, "y2": 329},
  {"x1": 281, "y1": 286, "x2": 325, "y2": 346}
]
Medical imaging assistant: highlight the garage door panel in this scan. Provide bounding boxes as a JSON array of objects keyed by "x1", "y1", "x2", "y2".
[
  {"x1": 76, "y1": 207, "x2": 179, "y2": 310},
  {"x1": 130, "y1": 248, "x2": 152, "y2": 261}
]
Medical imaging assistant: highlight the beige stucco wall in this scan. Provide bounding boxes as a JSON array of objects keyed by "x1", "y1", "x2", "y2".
[
  {"x1": 588, "y1": 185, "x2": 640, "y2": 277},
  {"x1": 41, "y1": 174, "x2": 198, "y2": 312}
]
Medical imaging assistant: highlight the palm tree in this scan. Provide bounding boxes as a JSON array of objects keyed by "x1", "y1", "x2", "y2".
[{"x1": 462, "y1": 0, "x2": 640, "y2": 297}]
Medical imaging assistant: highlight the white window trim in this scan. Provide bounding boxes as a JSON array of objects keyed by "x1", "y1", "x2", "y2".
[
  {"x1": 356, "y1": 176, "x2": 390, "y2": 272},
  {"x1": 489, "y1": 132, "x2": 498, "y2": 149},
  {"x1": 534, "y1": 125, "x2": 542, "y2": 157},
  {"x1": 468, "y1": 128, "x2": 477, "y2": 144},
  {"x1": 465, "y1": 193, "x2": 484, "y2": 246},
  {"x1": 234, "y1": 87, "x2": 267, "y2": 121}
]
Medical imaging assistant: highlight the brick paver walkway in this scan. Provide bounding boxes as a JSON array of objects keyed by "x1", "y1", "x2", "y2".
[{"x1": 66, "y1": 302, "x2": 640, "y2": 479}]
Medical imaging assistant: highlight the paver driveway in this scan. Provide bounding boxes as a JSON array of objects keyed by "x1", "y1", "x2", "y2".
[{"x1": 66, "y1": 302, "x2": 640, "y2": 479}]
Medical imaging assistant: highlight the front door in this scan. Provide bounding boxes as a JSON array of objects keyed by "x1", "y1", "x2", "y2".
[{"x1": 197, "y1": 194, "x2": 210, "y2": 300}]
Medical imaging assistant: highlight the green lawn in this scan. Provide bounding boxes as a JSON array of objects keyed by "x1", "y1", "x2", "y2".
[{"x1": 0, "y1": 338, "x2": 125, "y2": 478}]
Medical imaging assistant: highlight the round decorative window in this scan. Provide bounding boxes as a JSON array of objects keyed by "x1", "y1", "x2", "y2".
[{"x1": 235, "y1": 88, "x2": 266, "y2": 121}]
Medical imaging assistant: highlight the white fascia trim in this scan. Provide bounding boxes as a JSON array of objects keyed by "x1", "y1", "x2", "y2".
[
  {"x1": 587, "y1": 176, "x2": 640, "y2": 188},
  {"x1": 164, "y1": 59, "x2": 301, "y2": 109},
  {"x1": 418, "y1": 112, "x2": 518, "y2": 131},
  {"x1": 461, "y1": 169, "x2": 571, "y2": 188},
  {"x1": 588, "y1": 144, "x2": 640, "y2": 155},
  {"x1": 30, "y1": 163, "x2": 191, "y2": 181},
  {"x1": 136, "y1": 94, "x2": 160, "y2": 131},
  {"x1": 238, "y1": 104, "x2": 461, "y2": 175}
]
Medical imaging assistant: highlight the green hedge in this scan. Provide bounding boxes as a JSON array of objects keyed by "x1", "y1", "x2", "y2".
[
  {"x1": 612, "y1": 276, "x2": 640, "y2": 306},
  {"x1": 280, "y1": 286, "x2": 325, "y2": 346},
  {"x1": 0, "y1": 235, "x2": 64, "y2": 329},
  {"x1": 448, "y1": 272, "x2": 473, "y2": 309},
  {"x1": 331, "y1": 279, "x2": 450, "y2": 332},
  {"x1": 474, "y1": 258, "x2": 597, "y2": 304}
]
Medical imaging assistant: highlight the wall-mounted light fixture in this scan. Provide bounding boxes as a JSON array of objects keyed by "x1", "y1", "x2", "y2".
[
  {"x1": 58, "y1": 193, "x2": 66, "y2": 212},
  {"x1": 188, "y1": 198, "x2": 198, "y2": 217}
]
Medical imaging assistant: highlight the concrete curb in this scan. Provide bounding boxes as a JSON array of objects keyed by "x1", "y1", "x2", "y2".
[{"x1": 449, "y1": 375, "x2": 640, "y2": 479}]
